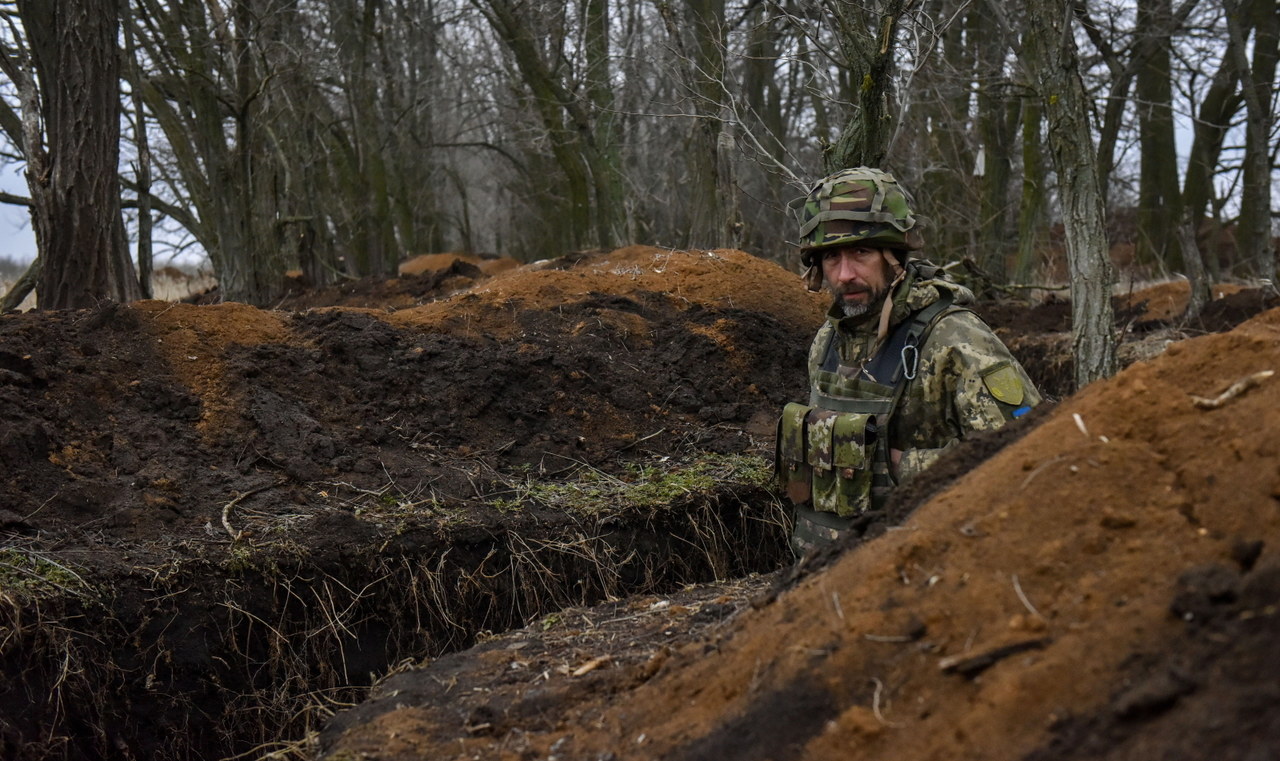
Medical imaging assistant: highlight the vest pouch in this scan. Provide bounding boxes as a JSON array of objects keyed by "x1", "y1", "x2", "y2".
[
  {"x1": 776, "y1": 402, "x2": 814, "y2": 504},
  {"x1": 807, "y1": 409, "x2": 874, "y2": 518}
]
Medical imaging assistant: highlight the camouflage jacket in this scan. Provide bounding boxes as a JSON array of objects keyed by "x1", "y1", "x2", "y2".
[{"x1": 806, "y1": 264, "x2": 1041, "y2": 483}]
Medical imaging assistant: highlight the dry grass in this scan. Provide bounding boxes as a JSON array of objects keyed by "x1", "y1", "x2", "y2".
[{"x1": 1, "y1": 269, "x2": 215, "y2": 310}]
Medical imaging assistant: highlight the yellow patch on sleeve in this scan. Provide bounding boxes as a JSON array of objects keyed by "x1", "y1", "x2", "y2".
[{"x1": 981, "y1": 363, "x2": 1025, "y2": 406}]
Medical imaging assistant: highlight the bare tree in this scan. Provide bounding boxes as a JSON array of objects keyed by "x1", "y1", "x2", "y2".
[
  {"x1": 472, "y1": 0, "x2": 627, "y2": 254},
  {"x1": 1225, "y1": 0, "x2": 1278, "y2": 286},
  {"x1": 1134, "y1": 0, "x2": 1186, "y2": 270},
  {"x1": 1014, "y1": 96, "x2": 1048, "y2": 285},
  {"x1": 1022, "y1": 0, "x2": 1117, "y2": 387},
  {"x1": 0, "y1": 0, "x2": 1265, "y2": 315},
  {"x1": 822, "y1": 0, "x2": 911, "y2": 169},
  {"x1": 1177, "y1": 3, "x2": 1245, "y2": 313},
  {"x1": 7, "y1": 0, "x2": 139, "y2": 309},
  {"x1": 972, "y1": 3, "x2": 1021, "y2": 281}
]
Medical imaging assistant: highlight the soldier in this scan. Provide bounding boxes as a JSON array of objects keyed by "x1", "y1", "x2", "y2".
[{"x1": 776, "y1": 167, "x2": 1042, "y2": 556}]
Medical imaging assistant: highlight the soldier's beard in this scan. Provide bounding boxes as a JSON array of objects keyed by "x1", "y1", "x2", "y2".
[{"x1": 829, "y1": 283, "x2": 888, "y2": 318}]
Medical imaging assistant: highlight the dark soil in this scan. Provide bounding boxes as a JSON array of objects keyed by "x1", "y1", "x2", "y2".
[
  {"x1": 3, "y1": 249, "x2": 1276, "y2": 761},
  {"x1": 1, "y1": 247, "x2": 810, "y2": 759}
]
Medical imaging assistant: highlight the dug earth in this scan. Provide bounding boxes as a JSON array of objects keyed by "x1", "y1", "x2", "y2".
[{"x1": 1, "y1": 246, "x2": 1278, "y2": 760}]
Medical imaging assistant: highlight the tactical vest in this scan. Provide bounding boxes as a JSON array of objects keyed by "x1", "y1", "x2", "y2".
[{"x1": 776, "y1": 288, "x2": 962, "y2": 551}]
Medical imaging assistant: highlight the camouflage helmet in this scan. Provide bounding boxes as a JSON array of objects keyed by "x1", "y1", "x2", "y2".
[{"x1": 794, "y1": 167, "x2": 924, "y2": 267}]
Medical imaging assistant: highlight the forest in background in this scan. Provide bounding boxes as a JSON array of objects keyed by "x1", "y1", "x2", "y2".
[{"x1": 0, "y1": 1, "x2": 1275, "y2": 338}]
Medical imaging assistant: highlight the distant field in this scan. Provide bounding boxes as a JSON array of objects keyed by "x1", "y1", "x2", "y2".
[{"x1": 1, "y1": 268, "x2": 215, "y2": 310}]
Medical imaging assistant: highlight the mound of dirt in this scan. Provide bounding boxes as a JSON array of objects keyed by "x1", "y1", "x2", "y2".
[
  {"x1": 318, "y1": 307, "x2": 1280, "y2": 761},
  {"x1": 979, "y1": 280, "x2": 1279, "y2": 400},
  {"x1": 2, "y1": 247, "x2": 822, "y2": 537}
]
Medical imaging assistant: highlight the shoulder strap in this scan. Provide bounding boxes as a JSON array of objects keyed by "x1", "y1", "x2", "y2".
[
  {"x1": 864, "y1": 291, "x2": 958, "y2": 386},
  {"x1": 873, "y1": 293, "x2": 968, "y2": 492}
]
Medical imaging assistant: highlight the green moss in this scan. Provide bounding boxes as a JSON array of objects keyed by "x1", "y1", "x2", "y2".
[
  {"x1": 491, "y1": 497, "x2": 523, "y2": 514},
  {"x1": 223, "y1": 543, "x2": 258, "y2": 574},
  {"x1": 0, "y1": 547, "x2": 91, "y2": 602},
  {"x1": 502, "y1": 453, "x2": 774, "y2": 515}
]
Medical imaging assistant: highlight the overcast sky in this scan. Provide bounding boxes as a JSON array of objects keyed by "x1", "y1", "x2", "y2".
[{"x1": 0, "y1": 167, "x2": 35, "y2": 264}]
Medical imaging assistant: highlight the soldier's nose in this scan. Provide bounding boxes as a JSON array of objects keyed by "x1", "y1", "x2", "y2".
[{"x1": 835, "y1": 259, "x2": 861, "y2": 283}]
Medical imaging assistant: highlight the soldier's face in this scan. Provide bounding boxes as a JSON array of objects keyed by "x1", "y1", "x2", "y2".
[{"x1": 821, "y1": 246, "x2": 892, "y2": 317}]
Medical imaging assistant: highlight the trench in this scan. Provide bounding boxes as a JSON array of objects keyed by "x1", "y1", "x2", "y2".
[{"x1": 0, "y1": 482, "x2": 790, "y2": 761}]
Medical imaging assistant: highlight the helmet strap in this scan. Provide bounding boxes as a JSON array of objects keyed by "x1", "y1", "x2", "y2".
[
  {"x1": 882, "y1": 249, "x2": 905, "y2": 280},
  {"x1": 802, "y1": 264, "x2": 823, "y2": 292},
  {"x1": 875, "y1": 264, "x2": 909, "y2": 342}
]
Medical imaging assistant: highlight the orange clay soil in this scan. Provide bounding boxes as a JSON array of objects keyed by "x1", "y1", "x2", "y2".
[
  {"x1": 381, "y1": 246, "x2": 828, "y2": 339},
  {"x1": 320, "y1": 307, "x2": 1280, "y2": 761},
  {"x1": 399, "y1": 252, "x2": 520, "y2": 276},
  {"x1": 1118, "y1": 279, "x2": 1248, "y2": 322}
]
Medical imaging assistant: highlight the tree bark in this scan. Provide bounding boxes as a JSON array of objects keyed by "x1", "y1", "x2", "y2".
[
  {"x1": 19, "y1": 0, "x2": 140, "y2": 309},
  {"x1": 1179, "y1": 220, "x2": 1210, "y2": 320},
  {"x1": 584, "y1": 0, "x2": 626, "y2": 247},
  {"x1": 1134, "y1": 0, "x2": 1184, "y2": 270},
  {"x1": 824, "y1": 0, "x2": 906, "y2": 170},
  {"x1": 1014, "y1": 97, "x2": 1047, "y2": 285},
  {"x1": 919, "y1": 0, "x2": 975, "y2": 264},
  {"x1": 1023, "y1": 0, "x2": 1117, "y2": 388},
  {"x1": 974, "y1": 4, "x2": 1019, "y2": 281},
  {"x1": 123, "y1": 1, "x2": 153, "y2": 299},
  {"x1": 1182, "y1": 25, "x2": 1243, "y2": 281},
  {"x1": 672, "y1": 0, "x2": 733, "y2": 248},
  {"x1": 1226, "y1": 0, "x2": 1279, "y2": 285}
]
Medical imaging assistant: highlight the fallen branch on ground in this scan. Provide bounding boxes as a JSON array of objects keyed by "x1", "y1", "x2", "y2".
[
  {"x1": 221, "y1": 479, "x2": 288, "y2": 542},
  {"x1": 1190, "y1": 370, "x2": 1274, "y2": 410}
]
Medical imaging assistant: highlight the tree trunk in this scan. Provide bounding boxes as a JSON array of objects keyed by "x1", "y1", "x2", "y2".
[
  {"x1": 1179, "y1": 218, "x2": 1211, "y2": 320},
  {"x1": 131, "y1": 0, "x2": 289, "y2": 305},
  {"x1": 1226, "y1": 0, "x2": 1278, "y2": 285},
  {"x1": 1182, "y1": 28, "x2": 1243, "y2": 279},
  {"x1": 919, "y1": 0, "x2": 974, "y2": 264},
  {"x1": 1023, "y1": 0, "x2": 1117, "y2": 388},
  {"x1": 20, "y1": 0, "x2": 139, "y2": 309},
  {"x1": 474, "y1": 0, "x2": 599, "y2": 254},
  {"x1": 1073, "y1": 2, "x2": 1135, "y2": 208},
  {"x1": 680, "y1": 0, "x2": 732, "y2": 248},
  {"x1": 1134, "y1": 0, "x2": 1184, "y2": 270},
  {"x1": 974, "y1": 4, "x2": 1018, "y2": 281},
  {"x1": 1, "y1": 257, "x2": 40, "y2": 312},
  {"x1": 1014, "y1": 97, "x2": 1047, "y2": 286},
  {"x1": 584, "y1": 0, "x2": 626, "y2": 248},
  {"x1": 123, "y1": 2, "x2": 154, "y2": 299},
  {"x1": 825, "y1": 0, "x2": 906, "y2": 170}
]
